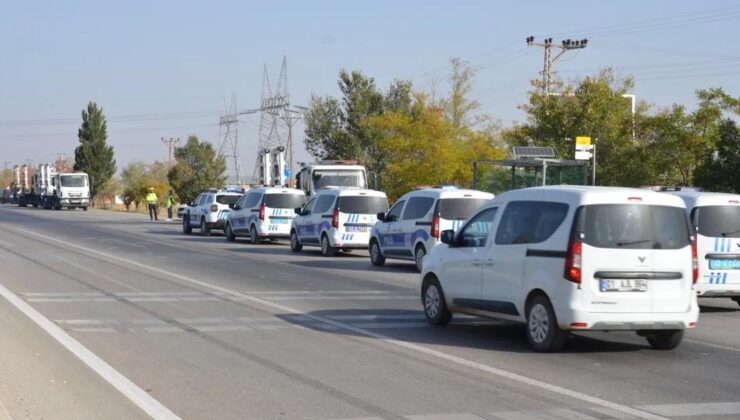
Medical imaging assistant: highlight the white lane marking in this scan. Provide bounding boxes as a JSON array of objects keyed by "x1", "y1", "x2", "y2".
[
  {"x1": 406, "y1": 414, "x2": 486, "y2": 420},
  {"x1": 0, "y1": 239, "x2": 14, "y2": 248},
  {"x1": 0, "y1": 395, "x2": 12, "y2": 420},
  {"x1": 15, "y1": 227, "x2": 665, "y2": 420},
  {"x1": 637, "y1": 401, "x2": 740, "y2": 417},
  {"x1": 0, "y1": 282, "x2": 179, "y2": 420},
  {"x1": 685, "y1": 338, "x2": 740, "y2": 353}
]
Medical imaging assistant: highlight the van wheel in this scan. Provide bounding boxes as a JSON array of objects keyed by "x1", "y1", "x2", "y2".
[
  {"x1": 733, "y1": 297, "x2": 740, "y2": 308},
  {"x1": 526, "y1": 295, "x2": 568, "y2": 352},
  {"x1": 320, "y1": 234, "x2": 337, "y2": 257},
  {"x1": 82, "y1": 206, "x2": 88, "y2": 211},
  {"x1": 369, "y1": 240, "x2": 385, "y2": 266},
  {"x1": 290, "y1": 231, "x2": 302, "y2": 252},
  {"x1": 225, "y1": 223, "x2": 236, "y2": 242},
  {"x1": 200, "y1": 218, "x2": 211, "y2": 236},
  {"x1": 414, "y1": 245, "x2": 426, "y2": 273},
  {"x1": 422, "y1": 277, "x2": 451, "y2": 326},
  {"x1": 645, "y1": 330, "x2": 684, "y2": 350},
  {"x1": 183, "y1": 216, "x2": 192, "y2": 234},
  {"x1": 250, "y1": 226, "x2": 259, "y2": 244}
]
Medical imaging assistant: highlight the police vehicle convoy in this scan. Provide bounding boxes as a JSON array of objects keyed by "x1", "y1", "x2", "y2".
[
  {"x1": 670, "y1": 191, "x2": 740, "y2": 307},
  {"x1": 225, "y1": 187, "x2": 306, "y2": 243},
  {"x1": 421, "y1": 186, "x2": 699, "y2": 352},
  {"x1": 370, "y1": 186, "x2": 494, "y2": 272},
  {"x1": 182, "y1": 189, "x2": 242, "y2": 236},
  {"x1": 290, "y1": 188, "x2": 388, "y2": 256}
]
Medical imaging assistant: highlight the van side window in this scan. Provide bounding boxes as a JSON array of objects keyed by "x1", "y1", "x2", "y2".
[
  {"x1": 313, "y1": 195, "x2": 336, "y2": 214},
  {"x1": 495, "y1": 201, "x2": 569, "y2": 245},
  {"x1": 387, "y1": 200, "x2": 406, "y2": 220},
  {"x1": 243, "y1": 193, "x2": 262, "y2": 209},
  {"x1": 459, "y1": 208, "x2": 498, "y2": 247},
  {"x1": 402, "y1": 197, "x2": 434, "y2": 220},
  {"x1": 198, "y1": 194, "x2": 210, "y2": 206},
  {"x1": 303, "y1": 197, "x2": 317, "y2": 213}
]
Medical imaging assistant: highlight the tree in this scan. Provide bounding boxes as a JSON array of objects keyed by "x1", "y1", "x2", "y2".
[
  {"x1": 167, "y1": 136, "x2": 226, "y2": 204},
  {"x1": 74, "y1": 102, "x2": 116, "y2": 198},
  {"x1": 441, "y1": 57, "x2": 480, "y2": 133},
  {"x1": 694, "y1": 119, "x2": 740, "y2": 193},
  {"x1": 0, "y1": 168, "x2": 13, "y2": 189}
]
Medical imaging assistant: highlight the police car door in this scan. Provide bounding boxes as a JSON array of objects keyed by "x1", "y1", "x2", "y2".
[
  {"x1": 231, "y1": 195, "x2": 248, "y2": 234},
  {"x1": 402, "y1": 196, "x2": 435, "y2": 258},
  {"x1": 296, "y1": 197, "x2": 317, "y2": 243},
  {"x1": 312, "y1": 195, "x2": 336, "y2": 244},
  {"x1": 190, "y1": 194, "x2": 204, "y2": 224},
  {"x1": 377, "y1": 200, "x2": 405, "y2": 256}
]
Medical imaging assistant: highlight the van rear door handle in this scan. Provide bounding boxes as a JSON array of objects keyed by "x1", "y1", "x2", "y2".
[
  {"x1": 472, "y1": 259, "x2": 482, "y2": 267},
  {"x1": 484, "y1": 258, "x2": 494, "y2": 266}
]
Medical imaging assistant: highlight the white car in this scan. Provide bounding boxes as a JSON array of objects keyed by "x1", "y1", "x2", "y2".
[
  {"x1": 290, "y1": 188, "x2": 388, "y2": 256},
  {"x1": 421, "y1": 186, "x2": 699, "y2": 352},
  {"x1": 225, "y1": 187, "x2": 306, "y2": 243},
  {"x1": 670, "y1": 191, "x2": 740, "y2": 306},
  {"x1": 182, "y1": 190, "x2": 242, "y2": 236},
  {"x1": 370, "y1": 187, "x2": 493, "y2": 272}
]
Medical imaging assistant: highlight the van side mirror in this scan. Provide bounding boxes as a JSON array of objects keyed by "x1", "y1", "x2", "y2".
[
  {"x1": 376, "y1": 212, "x2": 386, "y2": 222},
  {"x1": 294, "y1": 207, "x2": 302, "y2": 215},
  {"x1": 188, "y1": 202, "x2": 195, "y2": 207},
  {"x1": 440, "y1": 230, "x2": 456, "y2": 246}
]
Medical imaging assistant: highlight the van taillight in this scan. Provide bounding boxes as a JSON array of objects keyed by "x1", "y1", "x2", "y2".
[
  {"x1": 691, "y1": 235, "x2": 698, "y2": 284},
  {"x1": 564, "y1": 240, "x2": 582, "y2": 284},
  {"x1": 210, "y1": 204, "x2": 218, "y2": 212},
  {"x1": 431, "y1": 215, "x2": 440, "y2": 238},
  {"x1": 259, "y1": 203, "x2": 265, "y2": 221},
  {"x1": 332, "y1": 208, "x2": 339, "y2": 228}
]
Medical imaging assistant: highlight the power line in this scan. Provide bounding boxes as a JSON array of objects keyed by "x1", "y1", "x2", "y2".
[{"x1": 526, "y1": 36, "x2": 588, "y2": 94}]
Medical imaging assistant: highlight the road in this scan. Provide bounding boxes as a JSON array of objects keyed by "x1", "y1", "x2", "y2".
[{"x1": 0, "y1": 205, "x2": 739, "y2": 420}]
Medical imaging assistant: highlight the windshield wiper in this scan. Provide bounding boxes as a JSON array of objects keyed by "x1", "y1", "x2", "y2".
[
  {"x1": 616, "y1": 239, "x2": 652, "y2": 247},
  {"x1": 721, "y1": 229, "x2": 740, "y2": 237}
]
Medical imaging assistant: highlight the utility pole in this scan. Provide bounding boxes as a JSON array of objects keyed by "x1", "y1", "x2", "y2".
[
  {"x1": 526, "y1": 36, "x2": 588, "y2": 94},
  {"x1": 161, "y1": 137, "x2": 180, "y2": 166}
]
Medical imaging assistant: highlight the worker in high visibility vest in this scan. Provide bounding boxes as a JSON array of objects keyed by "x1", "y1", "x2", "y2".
[
  {"x1": 146, "y1": 187, "x2": 159, "y2": 221},
  {"x1": 165, "y1": 190, "x2": 174, "y2": 221}
]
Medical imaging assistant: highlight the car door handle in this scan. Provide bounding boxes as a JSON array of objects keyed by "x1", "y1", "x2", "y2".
[
  {"x1": 484, "y1": 258, "x2": 494, "y2": 266},
  {"x1": 472, "y1": 259, "x2": 482, "y2": 267}
]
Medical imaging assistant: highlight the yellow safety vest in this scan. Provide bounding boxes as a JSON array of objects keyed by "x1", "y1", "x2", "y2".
[{"x1": 146, "y1": 192, "x2": 158, "y2": 204}]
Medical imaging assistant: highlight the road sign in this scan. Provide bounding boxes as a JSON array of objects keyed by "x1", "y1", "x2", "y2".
[
  {"x1": 576, "y1": 136, "x2": 592, "y2": 145},
  {"x1": 575, "y1": 151, "x2": 592, "y2": 160}
]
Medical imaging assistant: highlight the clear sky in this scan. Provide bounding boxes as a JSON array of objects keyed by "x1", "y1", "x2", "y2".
[{"x1": 1, "y1": 1, "x2": 738, "y2": 178}]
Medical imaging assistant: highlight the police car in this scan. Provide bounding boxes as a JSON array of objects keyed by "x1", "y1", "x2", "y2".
[
  {"x1": 182, "y1": 189, "x2": 242, "y2": 236},
  {"x1": 370, "y1": 187, "x2": 493, "y2": 272},
  {"x1": 290, "y1": 188, "x2": 388, "y2": 256},
  {"x1": 225, "y1": 187, "x2": 306, "y2": 243}
]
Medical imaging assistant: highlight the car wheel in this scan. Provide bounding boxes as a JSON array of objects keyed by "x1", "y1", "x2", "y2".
[
  {"x1": 200, "y1": 218, "x2": 211, "y2": 236},
  {"x1": 183, "y1": 216, "x2": 192, "y2": 234},
  {"x1": 250, "y1": 226, "x2": 259, "y2": 244},
  {"x1": 369, "y1": 240, "x2": 385, "y2": 266},
  {"x1": 414, "y1": 245, "x2": 426, "y2": 273},
  {"x1": 645, "y1": 330, "x2": 684, "y2": 350},
  {"x1": 733, "y1": 297, "x2": 740, "y2": 308},
  {"x1": 422, "y1": 276, "x2": 452, "y2": 326},
  {"x1": 82, "y1": 206, "x2": 88, "y2": 211},
  {"x1": 526, "y1": 295, "x2": 568, "y2": 352},
  {"x1": 320, "y1": 234, "x2": 336, "y2": 257},
  {"x1": 225, "y1": 223, "x2": 236, "y2": 242},
  {"x1": 290, "y1": 230, "x2": 303, "y2": 252}
]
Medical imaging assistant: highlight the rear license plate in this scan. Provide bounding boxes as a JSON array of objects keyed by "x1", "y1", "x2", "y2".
[
  {"x1": 346, "y1": 226, "x2": 368, "y2": 232},
  {"x1": 709, "y1": 259, "x2": 740, "y2": 270},
  {"x1": 272, "y1": 218, "x2": 289, "y2": 224},
  {"x1": 600, "y1": 279, "x2": 648, "y2": 292}
]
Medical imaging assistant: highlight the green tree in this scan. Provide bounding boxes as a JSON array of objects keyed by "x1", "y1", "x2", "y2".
[
  {"x1": 0, "y1": 168, "x2": 13, "y2": 189},
  {"x1": 74, "y1": 101, "x2": 116, "y2": 198},
  {"x1": 167, "y1": 136, "x2": 225, "y2": 204},
  {"x1": 441, "y1": 57, "x2": 480, "y2": 133},
  {"x1": 694, "y1": 119, "x2": 740, "y2": 193}
]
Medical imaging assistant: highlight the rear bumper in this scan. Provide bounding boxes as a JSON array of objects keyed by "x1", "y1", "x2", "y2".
[
  {"x1": 557, "y1": 307, "x2": 699, "y2": 331},
  {"x1": 696, "y1": 282, "x2": 740, "y2": 297}
]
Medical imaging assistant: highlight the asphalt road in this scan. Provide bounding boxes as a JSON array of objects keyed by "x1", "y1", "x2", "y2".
[{"x1": 0, "y1": 205, "x2": 739, "y2": 420}]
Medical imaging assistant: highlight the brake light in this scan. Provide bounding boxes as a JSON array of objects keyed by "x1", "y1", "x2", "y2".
[
  {"x1": 210, "y1": 204, "x2": 218, "y2": 212},
  {"x1": 332, "y1": 208, "x2": 339, "y2": 228},
  {"x1": 564, "y1": 240, "x2": 582, "y2": 284},
  {"x1": 691, "y1": 235, "x2": 698, "y2": 284},
  {"x1": 627, "y1": 196, "x2": 643, "y2": 202},
  {"x1": 259, "y1": 203, "x2": 265, "y2": 221},
  {"x1": 431, "y1": 215, "x2": 440, "y2": 238}
]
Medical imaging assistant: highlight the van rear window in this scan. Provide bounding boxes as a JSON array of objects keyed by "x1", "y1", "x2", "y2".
[
  {"x1": 438, "y1": 198, "x2": 489, "y2": 220},
  {"x1": 338, "y1": 196, "x2": 388, "y2": 214},
  {"x1": 695, "y1": 206, "x2": 740, "y2": 238},
  {"x1": 577, "y1": 204, "x2": 690, "y2": 249},
  {"x1": 264, "y1": 193, "x2": 306, "y2": 209}
]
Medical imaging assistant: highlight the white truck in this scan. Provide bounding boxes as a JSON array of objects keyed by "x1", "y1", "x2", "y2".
[{"x1": 294, "y1": 160, "x2": 368, "y2": 197}]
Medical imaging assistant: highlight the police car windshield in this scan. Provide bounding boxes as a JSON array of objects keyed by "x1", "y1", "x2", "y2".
[
  {"x1": 438, "y1": 198, "x2": 489, "y2": 220},
  {"x1": 216, "y1": 195, "x2": 240, "y2": 206},
  {"x1": 577, "y1": 204, "x2": 690, "y2": 249},
  {"x1": 338, "y1": 196, "x2": 388, "y2": 214},
  {"x1": 313, "y1": 170, "x2": 366, "y2": 189},
  {"x1": 60, "y1": 175, "x2": 86, "y2": 187},
  {"x1": 695, "y1": 206, "x2": 740, "y2": 238},
  {"x1": 264, "y1": 193, "x2": 305, "y2": 209}
]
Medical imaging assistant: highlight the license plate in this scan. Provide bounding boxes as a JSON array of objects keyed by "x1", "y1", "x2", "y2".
[
  {"x1": 709, "y1": 259, "x2": 740, "y2": 270},
  {"x1": 346, "y1": 226, "x2": 368, "y2": 232},
  {"x1": 272, "y1": 218, "x2": 289, "y2": 224},
  {"x1": 70, "y1": 200, "x2": 80, "y2": 204},
  {"x1": 599, "y1": 279, "x2": 648, "y2": 292}
]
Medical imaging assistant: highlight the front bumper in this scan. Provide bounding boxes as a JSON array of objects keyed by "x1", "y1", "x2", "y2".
[{"x1": 60, "y1": 198, "x2": 90, "y2": 206}]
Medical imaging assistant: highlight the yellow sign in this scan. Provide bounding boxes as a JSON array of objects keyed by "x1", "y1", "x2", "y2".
[{"x1": 576, "y1": 136, "x2": 592, "y2": 145}]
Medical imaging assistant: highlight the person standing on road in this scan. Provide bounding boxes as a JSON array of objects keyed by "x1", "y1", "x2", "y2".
[
  {"x1": 146, "y1": 187, "x2": 159, "y2": 221},
  {"x1": 165, "y1": 190, "x2": 174, "y2": 222}
]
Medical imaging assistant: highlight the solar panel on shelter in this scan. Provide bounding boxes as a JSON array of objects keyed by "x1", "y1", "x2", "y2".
[{"x1": 512, "y1": 146, "x2": 555, "y2": 159}]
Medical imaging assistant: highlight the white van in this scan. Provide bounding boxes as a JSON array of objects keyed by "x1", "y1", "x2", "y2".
[
  {"x1": 421, "y1": 186, "x2": 699, "y2": 352},
  {"x1": 225, "y1": 187, "x2": 306, "y2": 243},
  {"x1": 290, "y1": 188, "x2": 388, "y2": 256},
  {"x1": 670, "y1": 191, "x2": 740, "y2": 306},
  {"x1": 370, "y1": 187, "x2": 493, "y2": 271}
]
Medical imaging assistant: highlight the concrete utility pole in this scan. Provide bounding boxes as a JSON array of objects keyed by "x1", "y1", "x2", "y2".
[
  {"x1": 526, "y1": 36, "x2": 588, "y2": 94},
  {"x1": 161, "y1": 137, "x2": 180, "y2": 166}
]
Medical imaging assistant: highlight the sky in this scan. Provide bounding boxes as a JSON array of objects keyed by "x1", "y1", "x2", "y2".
[{"x1": 1, "y1": 0, "x2": 738, "y2": 180}]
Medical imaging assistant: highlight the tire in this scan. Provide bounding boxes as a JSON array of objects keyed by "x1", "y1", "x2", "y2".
[
  {"x1": 249, "y1": 226, "x2": 259, "y2": 244},
  {"x1": 414, "y1": 245, "x2": 427, "y2": 273},
  {"x1": 369, "y1": 240, "x2": 385, "y2": 266},
  {"x1": 733, "y1": 297, "x2": 740, "y2": 308},
  {"x1": 200, "y1": 218, "x2": 211, "y2": 237},
  {"x1": 320, "y1": 234, "x2": 337, "y2": 257},
  {"x1": 183, "y1": 216, "x2": 192, "y2": 234},
  {"x1": 645, "y1": 330, "x2": 684, "y2": 350},
  {"x1": 82, "y1": 206, "x2": 88, "y2": 211},
  {"x1": 526, "y1": 295, "x2": 568, "y2": 352},
  {"x1": 422, "y1": 276, "x2": 452, "y2": 326},
  {"x1": 290, "y1": 230, "x2": 303, "y2": 252},
  {"x1": 225, "y1": 223, "x2": 236, "y2": 242}
]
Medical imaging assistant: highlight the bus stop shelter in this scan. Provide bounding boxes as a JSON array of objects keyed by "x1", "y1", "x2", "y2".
[{"x1": 472, "y1": 158, "x2": 590, "y2": 194}]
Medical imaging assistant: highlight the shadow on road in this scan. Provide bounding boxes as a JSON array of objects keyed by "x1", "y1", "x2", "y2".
[{"x1": 286, "y1": 259, "x2": 418, "y2": 274}]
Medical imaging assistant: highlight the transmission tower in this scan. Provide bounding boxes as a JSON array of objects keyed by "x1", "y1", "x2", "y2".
[
  {"x1": 218, "y1": 95, "x2": 241, "y2": 184},
  {"x1": 161, "y1": 137, "x2": 180, "y2": 166},
  {"x1": 526, "y1": 36, "x2": 588, "y2": 94}
]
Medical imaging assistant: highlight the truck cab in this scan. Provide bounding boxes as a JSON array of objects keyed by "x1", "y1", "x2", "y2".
[
  {"x1": 51, "y1": 173, "x2": 91, "y2": 210},
  {"x1": 295, "y1": 161, "x2": 367, "y2": 197}
]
